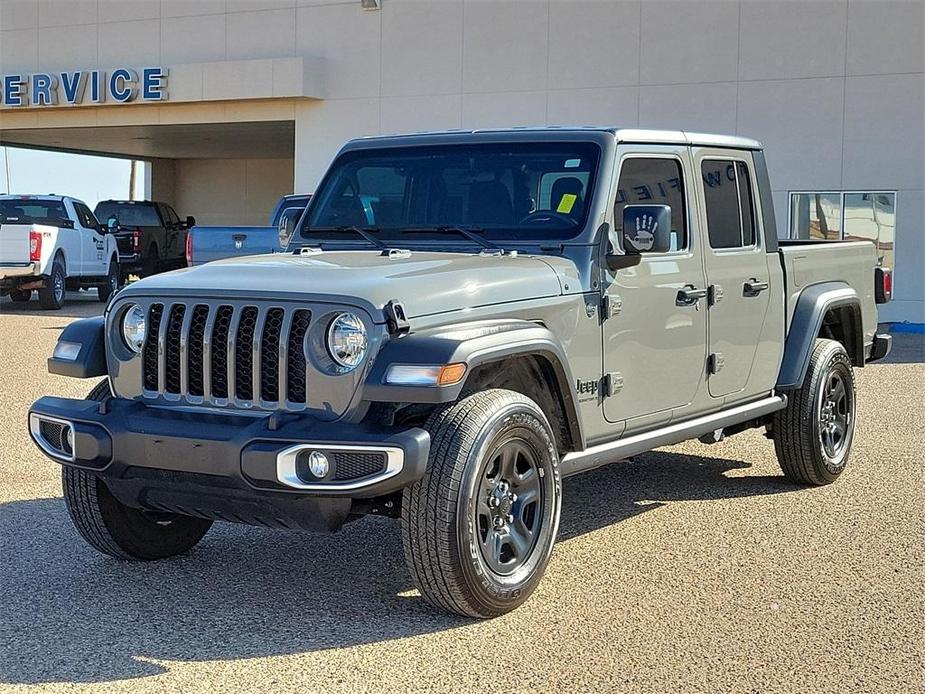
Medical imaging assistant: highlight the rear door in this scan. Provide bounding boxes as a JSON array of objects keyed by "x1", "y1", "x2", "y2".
[
  {"x1": 603, "y1": 145, "x2": 709, "y2": 430},
  {"x1": 693, "y1": 150, "x2": 773, "y2": 399}
]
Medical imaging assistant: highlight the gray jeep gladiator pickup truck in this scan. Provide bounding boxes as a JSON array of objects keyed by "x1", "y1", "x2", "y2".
[{"x1": 29, "y1": 128, "x2": 893, "y2": 618}]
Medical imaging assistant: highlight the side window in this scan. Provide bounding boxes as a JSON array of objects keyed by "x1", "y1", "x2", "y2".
[
  {"x1": 74, "y1": 202, "x2": 99, "y2": 230},
  {"x1": 701, "y1": 159, "x2": 757, "y2": 249},
  {"x1": 614, "y1": 158, "x2": 687, "y2": 251}
]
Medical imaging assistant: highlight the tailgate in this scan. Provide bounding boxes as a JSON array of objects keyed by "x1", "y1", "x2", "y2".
[
  {"x1": 0, "y1": 223, "x2": 31, "y2": 264},
  {"x1": 188, "y1": 226, "x2": 278, "y2": 265}
]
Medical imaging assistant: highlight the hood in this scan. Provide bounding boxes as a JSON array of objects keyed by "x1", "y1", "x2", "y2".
[{"x1": 124, "y1": 249, "x2": 569, "y2": 319}]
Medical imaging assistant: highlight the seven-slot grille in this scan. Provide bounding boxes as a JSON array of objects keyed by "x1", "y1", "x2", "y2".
[{"x1": 141, "y1": 302, "x2": 312, "y2": 408}]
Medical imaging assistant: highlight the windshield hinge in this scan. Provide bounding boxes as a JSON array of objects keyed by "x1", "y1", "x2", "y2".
[{"x1": 384, "y1": 300, "x2": 410, "y2": 336}]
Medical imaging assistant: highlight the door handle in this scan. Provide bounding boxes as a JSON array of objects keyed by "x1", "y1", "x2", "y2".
[
  {"x1": 677, "y1": 286, "x2": 708, "y2": 305},
  {"x1": 744, "y1": 278, "x2": 769, "y2": 296}
]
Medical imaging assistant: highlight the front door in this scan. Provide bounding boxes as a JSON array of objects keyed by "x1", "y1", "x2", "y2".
[
  {"x1": 602, "y1": 146, "x2": 708, "y2": 429},
  {"x1": 693, "y1": 150, "x2": 773, "y2": 398},
  {"x1": 72, "y1": 201, "x2": 107, "y2": 275}
]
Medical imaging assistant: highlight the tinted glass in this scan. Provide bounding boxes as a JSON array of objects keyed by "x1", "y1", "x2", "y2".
[
  {"x1": 94, "y1": 202, "x2": 162, "y2": 227},
  {"x1": 614, "y1": 158, "x2": 687, "y2": 250},
  {"x1": 74, "y1": 203, "x2": 100, "y2": 229},
  {"x1": 301, "y1": 142, "x2": 600, "y2": 242},
  {"x1": 0, "y1": 199, "x2": 69, "y2": 225},
  {"x1": 702, "y1": 159, "x2": 756, "y2": 249}
]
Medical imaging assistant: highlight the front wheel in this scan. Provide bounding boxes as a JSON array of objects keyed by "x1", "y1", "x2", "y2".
[
  {"x1": 401, "y1": 389, "x2": 562, "y2": 618},
  {"x1": 773, "y1": 338, "x2": 857, "y2": 485},
  {"x1": 62, "y1": 381, "x2": 213, "y2": 560},
  {"x1": 97, "y1": 260, "x2": 119, "y2": 302}
]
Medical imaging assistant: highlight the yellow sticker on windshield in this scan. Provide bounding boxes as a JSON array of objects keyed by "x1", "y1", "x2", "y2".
[{"x1": 557, "y1": 193, "x2": 577, "y2": 214}]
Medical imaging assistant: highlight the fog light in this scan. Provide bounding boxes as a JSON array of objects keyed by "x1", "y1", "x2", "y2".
[
  {"x1": 306, "y1": 451, "x2": 330, "y2": 478},
  {"x1": 64, "y1": 426, "x2": 74, "y2": 455}
]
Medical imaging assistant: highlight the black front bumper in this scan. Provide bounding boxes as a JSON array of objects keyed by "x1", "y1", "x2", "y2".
[{"x1": 28, "y1": 395, "x2": 429, "y2": 532}]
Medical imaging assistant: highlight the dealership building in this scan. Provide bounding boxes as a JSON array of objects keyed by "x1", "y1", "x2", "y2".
[{"x1": 1, "y1": 0, "x2": 922, "y2": 323}]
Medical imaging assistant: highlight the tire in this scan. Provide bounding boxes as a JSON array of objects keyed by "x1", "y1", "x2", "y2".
[
  {"x1": 141, "y1": 245, "x2": 158, "y2": 278},
  {"x1": 97, "y1": 260, "x2": 119, "y2": 303},
  {"x1": 38, "y1": 257, "x2": 66, "y2": 310},
  {"x1": 773, "y1": 338, "x2": 857, "y2": 485},
  {"x1": 9, "y1": 288, "x2": 32, "y2": 303},
  {"x1": 401, "y1": 389, "x2": 562, "y2": 618},
  {"x1": 62, "y1": 381, "x2": 213, "y2": 560}
]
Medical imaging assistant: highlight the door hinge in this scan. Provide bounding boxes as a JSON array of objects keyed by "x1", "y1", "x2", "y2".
[
  {"x1": 603, "y1": 371, "x2": 624, "y2": 397},
  {"x1": 708, "y1": 352, "x2": 725, "y2": 374},
  {"x1": 601, "y1": 294, "x2": 622, "y2": 320},
  {"x1": 708, "y1": 284, "x2": 723, "y2": 306}
]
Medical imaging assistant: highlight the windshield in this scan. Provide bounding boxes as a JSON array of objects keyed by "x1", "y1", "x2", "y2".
[
  {"x1": 299, "y1": 142, "x2": 600, "y2": 244},
  {"x1": 94, "y1": 202, "x2": 162, "y2": 227},
  {"x1": 0, "y1": 199, "x2": 69, "y2": 226}
]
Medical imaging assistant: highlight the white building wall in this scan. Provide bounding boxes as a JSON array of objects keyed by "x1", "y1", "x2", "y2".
[{"x1": 1, "y1": 0, "x2": 923, "y2": 321}]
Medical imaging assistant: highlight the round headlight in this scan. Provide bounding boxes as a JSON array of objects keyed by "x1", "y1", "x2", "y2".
[
  {"x1": 326, "y1": 312, "x2": 367, "y2": 370},
  {"x1": 121, "y1": 304, "x2": 147, "y2": 354}
]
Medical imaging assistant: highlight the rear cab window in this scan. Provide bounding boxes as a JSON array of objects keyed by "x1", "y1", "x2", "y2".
[
  {"x1": 94, "y1": 203, "x2": 163, "y2": 227},
  {"x1": 0, "y1": 198, "x2": 70, "y2": 226}
]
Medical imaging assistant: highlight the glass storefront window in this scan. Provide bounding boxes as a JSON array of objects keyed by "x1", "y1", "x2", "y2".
[
  {"x1": 789, "y1": 191, "x2": 896, "y2": 267},
  {"x1": 844, "y1": 192, "x2": 895, "y2": 270},
  {"x1": 790, "y1": 192, "x2": 842, "y2": 240}
]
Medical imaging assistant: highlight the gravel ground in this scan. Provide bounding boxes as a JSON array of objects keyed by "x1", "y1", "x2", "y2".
[{"x1": 1, "y1": 293, "x2": 923, "y2": 693}]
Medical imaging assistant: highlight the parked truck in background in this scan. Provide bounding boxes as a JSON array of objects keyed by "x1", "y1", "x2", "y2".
[
  {"x1": 1, "y1": 195, "x2": 119, "y2": 309},
  {"x1": 185, "y1": 194, "x2": 310, "y2": 266},
  {"x1": 29, "y1": 129, "x2": 892, "y2": 618},
  {"x1": 93, "y1": 200, "x2": 194, "y2": 280}
]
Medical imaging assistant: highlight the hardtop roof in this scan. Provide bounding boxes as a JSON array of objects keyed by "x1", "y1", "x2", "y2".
[{"x1": 346, "y1": 126, "x2": 763, "y2": 151}]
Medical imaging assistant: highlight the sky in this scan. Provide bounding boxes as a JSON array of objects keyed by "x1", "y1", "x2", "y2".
[{"x1": 1, "y1": 146, "x2": 145, "y2": 208}]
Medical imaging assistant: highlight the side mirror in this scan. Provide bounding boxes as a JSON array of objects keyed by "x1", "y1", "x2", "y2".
[
  {"x1": 107, "y1": 216, "x2": 119, "y2": 233},
  {"x1": 622, "y1": 204, "x2": 672, "y2": 254},
  {"x1": 185, "y1": 215, "x2": 196, "y2": 227}
]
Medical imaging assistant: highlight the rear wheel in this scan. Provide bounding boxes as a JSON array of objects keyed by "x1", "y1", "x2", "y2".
[
  {"x1": 38, "y1": 258, "x2": 66, "y2": 310},
  {"x1": 773, "y1": 338, "x2": 857, "y2": 485},
  {"x1": 97, "y1": 260, "x2": 119, "y2": 302},
  {"x1": 62, "y1": 381, "x2": 213, "y2": 560},
  {"x1": 401, "y1": 389, "x2": 562, "y2": 618},
  {"x1": 9, "y1": 288, "x2": 32, "y2": 303}
]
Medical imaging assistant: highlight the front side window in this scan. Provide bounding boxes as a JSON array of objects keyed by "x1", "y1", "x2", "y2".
[
  {"x1": 300, "y1": 142, "x2": 601, "y2": 243},
  {"x1": 701, "y1": 159, "x2": 757, "y2": 249},
  {"x1": 74, "y1": 203, "x2": 100, "y2": 230},
  {"x1": 614, "y1": 157, "x2": 687, "y2": 251}
]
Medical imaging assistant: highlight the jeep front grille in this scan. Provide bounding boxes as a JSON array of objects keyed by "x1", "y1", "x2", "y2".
[{"x1": 141, "y1": 302, "x2": 313, "y2": 408}]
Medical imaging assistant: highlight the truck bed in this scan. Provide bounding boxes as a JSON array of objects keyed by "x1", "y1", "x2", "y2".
[{"x1": 778, "y1": 240, "x2": 879, "y2": 346}]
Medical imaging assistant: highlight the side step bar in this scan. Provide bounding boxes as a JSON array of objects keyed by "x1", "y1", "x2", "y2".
[{"x1": 560, "y1": 395, "x2": 787, "y2": 478}]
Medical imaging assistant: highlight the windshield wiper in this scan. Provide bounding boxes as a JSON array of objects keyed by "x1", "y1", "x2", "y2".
[
  {"x1": 304, "y1": 225, "x2": 387, "y2": 250},
  {"x1": 401, "y1": 225, "x2": 500, "y2": 252}
]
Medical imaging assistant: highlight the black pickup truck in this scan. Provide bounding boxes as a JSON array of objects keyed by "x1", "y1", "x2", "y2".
[{"x1": 94, "y1": 200, "x2": 194, "y2": 279}]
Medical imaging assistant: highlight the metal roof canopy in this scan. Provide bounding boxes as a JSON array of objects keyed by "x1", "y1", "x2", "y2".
[{"x1": 0, "y1": 121, "x2": 295, "y2": 161}]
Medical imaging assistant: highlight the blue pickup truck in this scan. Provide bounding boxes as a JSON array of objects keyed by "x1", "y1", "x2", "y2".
[{"x1": 185, "y1": 194, "x2": 310, "y2": 266}]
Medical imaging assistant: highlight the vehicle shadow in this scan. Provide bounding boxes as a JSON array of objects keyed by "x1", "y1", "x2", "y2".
[
  {"x1": 0, "y1": 450, "x2": 795, "y2": 685},
  {"x1": 0, "y1": 291, "x2": 104, "y2": 319}
]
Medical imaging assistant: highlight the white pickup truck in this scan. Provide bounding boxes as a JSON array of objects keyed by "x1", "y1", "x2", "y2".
[{"x1": 0, "y1": 195, "x2": 120, "y2": 310}]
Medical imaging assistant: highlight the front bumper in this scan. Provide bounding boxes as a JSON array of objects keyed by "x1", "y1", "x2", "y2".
[{"x1": 28, "y1": 395, "x2": 429, "y2": 532}]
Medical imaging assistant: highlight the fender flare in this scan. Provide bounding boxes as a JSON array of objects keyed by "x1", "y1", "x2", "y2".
[
  {"x1": 777, "y1": 281, "x2": 864, "y2": 390},
  {"x1": 47, "y1": 316, "x2": 107, "y2": 378},
  {"x1": 363, "y1": 319, "x2": 583, "y2": 447}
]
